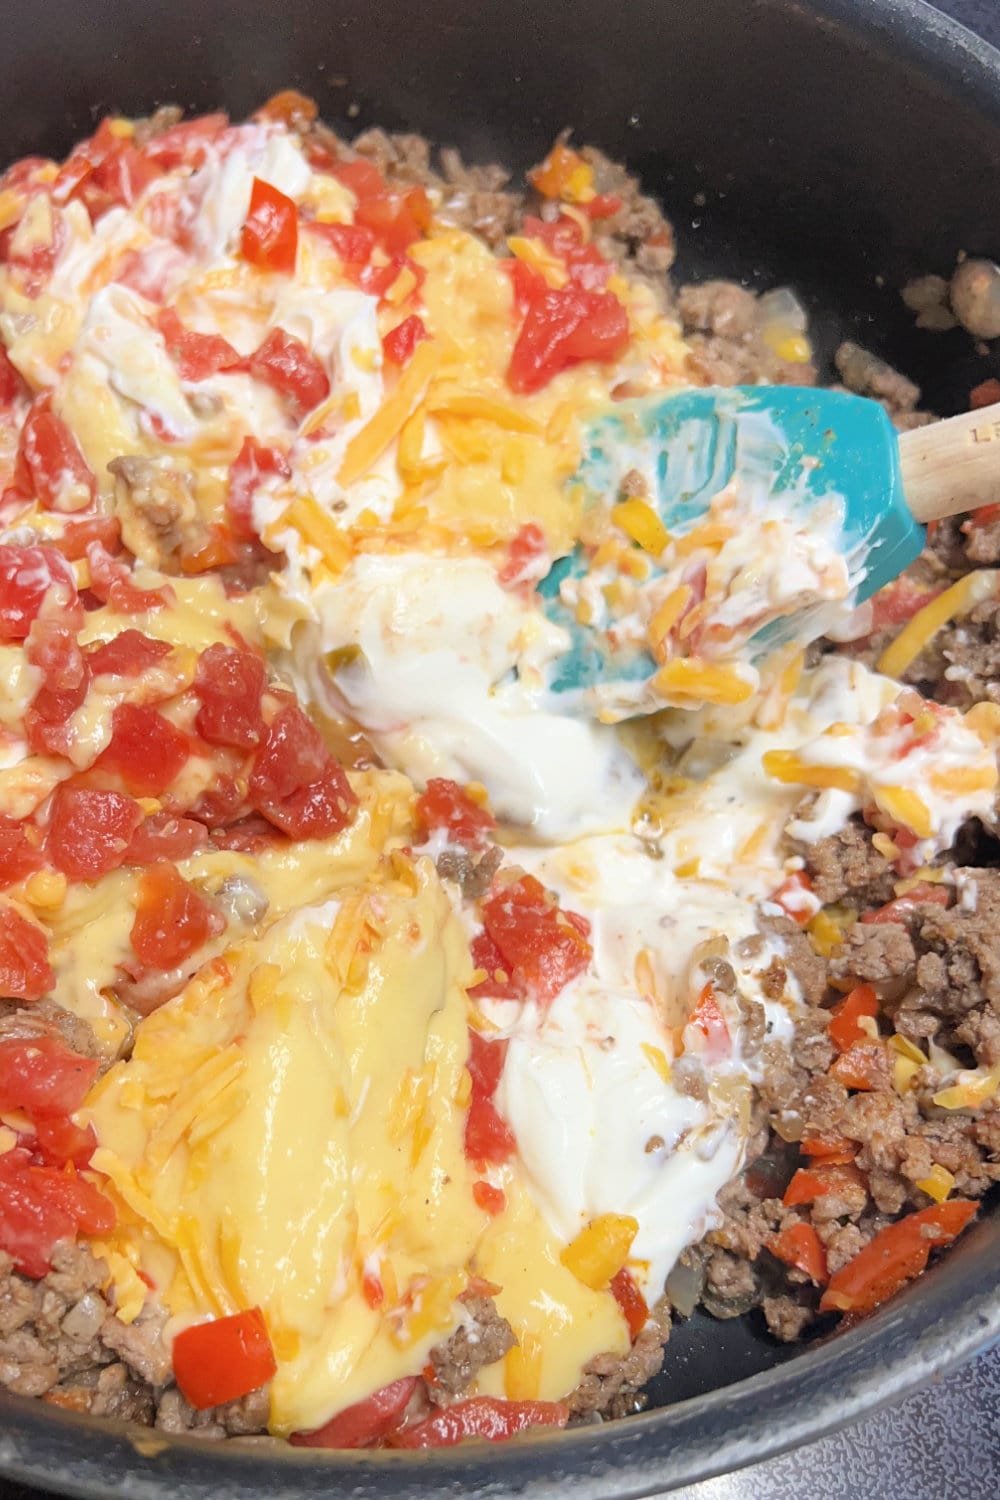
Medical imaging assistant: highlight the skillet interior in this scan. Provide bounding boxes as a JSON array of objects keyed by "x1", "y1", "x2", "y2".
[{"x1": 0, "y1": 0, "x2": 999, "y2": 1492}]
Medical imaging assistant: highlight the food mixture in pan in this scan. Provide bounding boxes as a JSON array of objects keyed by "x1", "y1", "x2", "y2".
[{"x1": 0, "y1": 93, "x2": 996, "y2": 1448}]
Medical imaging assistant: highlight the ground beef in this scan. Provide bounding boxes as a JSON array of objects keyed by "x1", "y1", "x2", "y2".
[
  {"x1": 903, "y1": 596, "x2": 1000, "y2": 710},
  {"x1": 567, "y1": 1296, "x2": 672, "y2": 1419},
  {"x1": 428, "y1": 1294, "x2": 515, "y2": 1399},
  {"x1": 830, "y1": 921, "x2": 917, "y2": 985},
  {"x1": 678, "y1": 280, "x2": 818, "y2": 387},
  {"x1": 0, "y1": 999, "x2": 102, "y2": 1061},
  {"x1": 834, "y1": 339, "x2": 922, "y2": 418},
  {"x1": 435, "y1": 844, "x2": 504, "y2": 901},
  {"x1": 759, "y1": 914, "x2": 829, "y2": 1005},
  {"x1": 0, "y1": 1245, "x2": 114, "y2": 1399},
  {"x1": 155, "y1": 1384, "x2": 272, "y2": 1439},
  {"x1": 796, "y1": 815, "x2": 896, "y2": 907},
  {"x1": 761, "y1": 1295, "x2": 813, "y2": 1342}
]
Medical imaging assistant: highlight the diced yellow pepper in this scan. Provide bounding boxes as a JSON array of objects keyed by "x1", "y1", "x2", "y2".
[
  {"x1": 890, "y1": 1033, "x2": 928, "y2": 1065},
  {"x1": 505, "y1": 1331, "x2": 543, "y2": 1400},
  {"x1": 915, "y1": 1164, "x2": 955, "y2": 1204},
  {"x1": 560, "y1": 1213, "x2": 639, "y2": 1290},
  {"x1": 612, "y1": 498, "x2": 670, "y2": 558},
  {"x1": 806, "y1": 909, "x2": 844, "y2": 959}
]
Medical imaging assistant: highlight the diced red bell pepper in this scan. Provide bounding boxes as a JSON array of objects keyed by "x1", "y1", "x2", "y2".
[
  {"x1": 382, "y1": 314, "x2": 428, "y2": 367},
  {"x1": 498, "y1": 523, "x2": 548, "y2": 588},
  {"x1": 414, "y1": 778, "x2": 496, "y2": 847},
  {"x1": 768, "y1": 871, "x2": 817, "y2": 927},
  {"x1": 472, "y1": 1180, "x2": 507, "y2": 1216},
  {"x1": 389, "y1": 1395, "x2": 569, "y2": 1448},
  {"x1": 289, "y1": 1377, "x2": 418, "y2": 1449},
  {"x1": 799, "y1": 1134, "x2": 858, "y2": 1166},
  {"x1": 860, "y1": 885, "x2": 950, "y2": 925},
  {"x1": 610, "y1": 1266, "x2": 649, "y2": 1340},
  {"x1": 766, "y1": 1221, "x2": 828, "y2": 1284},
  {"x1": 819, "y1": 1200, "x2": 978, "y2": 1315},
  {"x1": 240, "y1": 177, "x2": 298, "y2": 274},
  {"x1": 783, "y1": 1161, "x2": 867, "y2": 1208},
  {"x1": 687, "y1": 983, "x2": 732, "y2": 1060},
  {"x1": 829, "y1": 1042, "x2": 891, "y2": 1092},
  {"x1": 0, "y1": 905, "x2": 54, "y2": 1001},
  {"x1": 827, "y1": 984, "x2": 879, "y2": 1053},
  {"x1": 130, "y1": 861, "x2": 219, "y2": 970},
  {"x1": 464, "y1": 1029, "x2": 516, "y2": 1165},
  {"x1": 172, "y1": 1307, "x2": 277, "y2": 1410}
]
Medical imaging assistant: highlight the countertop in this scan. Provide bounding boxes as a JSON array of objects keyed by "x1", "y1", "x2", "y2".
[{"x1": 2, "y1": 3, "x2": 1000, "y2": 1499}]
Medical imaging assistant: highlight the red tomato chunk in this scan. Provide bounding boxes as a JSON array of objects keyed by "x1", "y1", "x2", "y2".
[
  {"x1": 13, "y1": 395, "x2": 96, "y2": 512},
  {"x1": 247, "y1": 327, "x2": 330, "y2": 415},
  {"x1": 0, "y1": 905, "x2": 55, "y2": 1001},
  {"x1": 0, "y1": 1035, "x2": 98, "y2": 1119},
  {"x1": 156, "y1": 307, "x2": 241, "y2": 381},
  {"x1": 24, "y1": 622, "x2": 90, "y2": 757},
  {"x1": 226, "y1": 435, "x2": 289, "y2": 540},
  {"x1": 248, "y1": 701, "x2": 356, "y2": 839},
  {"x1": 480, "y1": 875, "x2": 591, "y2": 1003},
  {"x1": 464, "y1": 1029, "x2": 516, "y2": 1165},
  {"x1": 194, "y1": 643, "x2": 266, "y2": 749},
  {"x1": 130, "y1": 862, "x2": 219, "y2": 969},
  {"x1": 126, "y1": 812, "x2": 209, "y2": 865},
  {"x1": 240, "y1": 178, "x2": 298, "y2": 274},
  {"x1": 389, "y1": 1395, "x2": 569, "y2": 1448},
  {"x1": 382, "y1": 313, "x2": 428, "y2": 367},
  {"x1": 414, "y1": 778, "x2": 496, "y2": 846},
  {"x1": 289, "y1": 1377, "x2": 418, "y2": 1449},
  {"x1": 0, "y1": 1149, "x2": 115, "y2": 1278},
  {"x1": 97, "y1": 704, "x2": 190, "y2": 798},
  {"x1": 0, "y1": 545, "x2": 78, "y2": 642},
  {"x1": 0, "y1": 814, "x2": 42, "y2": 889},
  {"x1": 86, "y1": 629, "x2": 172, "y2": 678},
  {"x1": 610, "y1": 1267, "x2": 649, "y2": 1340},
  {"x1": 46, "y1": 785, "x2": 143, "y2": 881}
]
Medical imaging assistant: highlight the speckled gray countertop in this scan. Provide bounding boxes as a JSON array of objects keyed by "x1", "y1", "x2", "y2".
[{"x1": 2, "y1": 4, "x2": 999, "y2": 1499}]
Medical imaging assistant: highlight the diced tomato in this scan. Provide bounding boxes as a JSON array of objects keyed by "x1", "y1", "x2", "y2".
[
  {"x1": 50, "y1": 514, "x2": 122, "y2": 562},
  {"x1": 610, "y1": 1266, "x2": 649, "y2": 1340},
  {"x1": 361, "y1": 1267, "x2": 385, "y2": 1308},
  {"x1": 0, "y1": 158, "x2": 53, "y2": 195},
  {"x1": 86, "y1": 629, "x2": 172, "y2": 678},
  {"x1": 143, "y1": 113, "x2": 229, "y2": 171},
  {"x1": 464, "y1": 1029, "x2": 516, "y2": 1165},
  {"x1": 867, "y1": 577, "x2": 941, "y2": 634},
  {"x1": 254, "y1": 90, "x2": 318, "y2": 129},
  {"x1": 508, "y1": 283, "x2": 628, "y2": 394},
  {"x1": 586, "y1": 193, "x2": 624, "y2": 219},
  {"x1": 130, "y1": 861, "x2": 219, "y2": 970},
  {"x1": 45, "y1": 785, "x2": 143, "y2": 881},
  {"x1": 357, "y1": 252, "x2": 426, "y2": 302},
  {"x1": 827, "y1": 984, "x2": 879, "y2": 1053},
  {"x1": 0, "y1": 814, "x2": 42, "y2": 890},
  {"x1": 766, "y1": 1221, "x2": 828, "y2": 1284},
  {"x1": 0, "y1": 1149, "x2": 115, "y2": 1278},
  {"x1": 970, "y1": 378, "x2": 1000, "y2": 411},
  {"x1": 480, "y1": 875, "x2": 591, "y2": 1004},
  {"x1": 687, "y1": 983, "x2": 732, "y2": 1060},
  {"x1": 498, "y1": 523, "x2": 548, "y2": 588},
  {"x1": 0, "y1": 545, "x2": 78, "y2": 642},
  {"x1": 783, "y1": 1161, "x2": 867, "y2": 1208},
  {"x1": 125, "y1": 812, "x2": 209, "y2": 865},
  {"x1": 330, "y1": 157, "x2": 387, "y2": 201},
  {"x1": 382, "y1": 314, "x2": 428, "y2": 367},
  {"x1": 414, "y1": 778, "x2": 496, "y2": 847},
  {"x1": 13, "y1": 395, "x2": 96, "y2": 512},
  {"x1": 830, "y1": 1043, "x2": 891, "y2": 1092},
  {"x1": 389, "y1": 1395, "x2": 569, "y2": 1448},
  {"x1": 240, "y1": 177, "x2": 298, "y2": 274},
  {"x1": 472, "y1": 1179, "x2": 507, "y2": 1215},
  {"x1": 289, "y1": 1378, "x2": 418, "y2": 1449},
  {"x1": 0, "y1": 1036, "x2": 98, "y2": 1119},
  {"x1": 768, "y1": 871, "x2": 817, "y2": 927},
  {"x1": 90, "y1": 142, "x2": 159, "y2": 210},
  {"x1": 24, "y1": 621, "x2": 90, "y2": 758},
  {"x1": 248, "y1": 701, "x2": 356, "y2": 839},
  {"x1": 307, "y1": 221, "x2": 376, "y2": 268},
  {"x1": 0, "y1": 344, "x2": 26, "y2": 407},
  {"x1": 860, "y1": 884, "x2": 950, "y2": 924},
  {"x1": 34, "y1": 1116, "x2": 99, "y2": 1170},
  {"x1": 172, "y1": 1307, "x2": 276, "y2": 1410},
  {"x1": 156, "y1": 307, "x2": 241, "y2": 381},
  {"x1": 226, "y1": 435, "x2": 289, "y2": 540},
  {"x1": 85, "y1": 543, "x2": 173, "y2": 615},
  {"x1": 193, "y1": 643, "x2": 266, "y2": 749},
  {"x1": 2, "y1": 195, "x2": 66, "y2": 295},
  {"x1": 246, "y1": 327, "x2": 330, "y2": 416},
  {"x1": 467, "y1": 929, "x2": 522, "y2": 1000},
  {"x1": 819, "y1": 1200, "x2": 978, "y2": 1316},
  {"x1": 800, "y1": 1134, "x2": 858, "y2": 1166},
  {"x1": 0, "y1": 904, "x2": 54, "y2": 1001},
  {"x1": 354, "y1": 187, "x2": 431, "y2": 256},
  {"x1": 97, "y1": 704, "x2": 190, "y2": 798}
]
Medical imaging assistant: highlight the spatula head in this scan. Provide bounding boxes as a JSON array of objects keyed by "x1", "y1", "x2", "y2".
[{"x1": 539, "y1": 386, "x2": 922, "y2": 698}]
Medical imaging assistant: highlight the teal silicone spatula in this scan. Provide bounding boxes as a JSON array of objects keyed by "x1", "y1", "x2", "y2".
[{"x1": 538, "y1": 385, "x2": 1000, "y2": 714}]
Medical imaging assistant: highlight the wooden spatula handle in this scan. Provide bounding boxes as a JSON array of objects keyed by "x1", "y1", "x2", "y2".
[{"x1": 900, "y1": 401, "x2": 1000, "y2": 525}]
